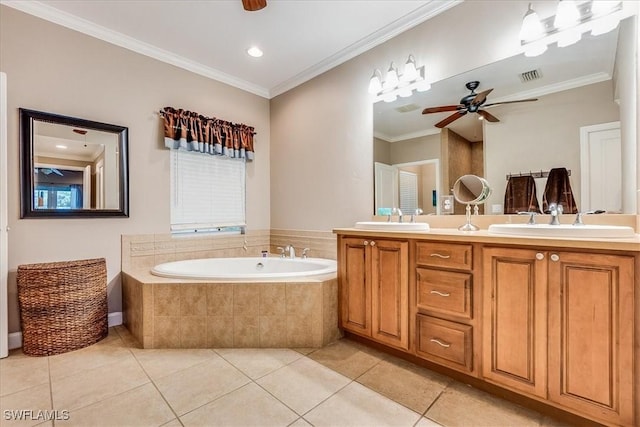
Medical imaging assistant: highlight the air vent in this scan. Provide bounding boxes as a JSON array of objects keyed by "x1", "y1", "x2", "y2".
[
  {"x1": 395, "y1": 103, "x2": 420, "y2": 113},
  {"x1": 519, "y1": 69, "x2": 542, "y2": 83}
]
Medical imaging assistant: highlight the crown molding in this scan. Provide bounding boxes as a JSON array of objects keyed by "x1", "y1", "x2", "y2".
[
  {"x1": 268, "y1": 0, "x2": 462, "y2": 98},
  {"x1": 376, "y1": 127, "x2": 441, "y2": 143},
  {"x1": 1, "y1": 0, "x2": 270, "y2": 98}
]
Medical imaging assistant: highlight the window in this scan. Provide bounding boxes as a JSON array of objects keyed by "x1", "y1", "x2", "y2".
[
  {"x1": 399, "y1": 170, "x2": 418, "y2": 213},
  {"x1": 170, "y1": 150, "x2": 246, "y2": 233}
]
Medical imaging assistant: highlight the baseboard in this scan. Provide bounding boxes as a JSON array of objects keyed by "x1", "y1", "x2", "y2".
[{"x1": 7, "y1": 311, "x2": 123, "y2": 350}]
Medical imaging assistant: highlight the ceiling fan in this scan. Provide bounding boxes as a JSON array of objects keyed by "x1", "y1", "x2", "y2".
[
  {"x1": 242, "y1": 0, "x2": 266, "y2": 11},
  {"x1": 421, "y1": 81, "x2": 538, "y2": 128}
]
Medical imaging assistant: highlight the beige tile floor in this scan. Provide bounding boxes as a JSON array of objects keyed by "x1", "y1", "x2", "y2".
[{"x1": 0, "y1": 327, "x2": 571, "y2": 427}]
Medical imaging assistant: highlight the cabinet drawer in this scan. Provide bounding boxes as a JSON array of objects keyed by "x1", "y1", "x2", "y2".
[
  {"x1": 416, "y1": 315, "x2": 472, "y2": 372},
  {"x1": 416, "y1": 268, "x2": 472, "y2": 319},
  {"x1": 416, "y1": 242, "x2": 472, "y2": 271}
]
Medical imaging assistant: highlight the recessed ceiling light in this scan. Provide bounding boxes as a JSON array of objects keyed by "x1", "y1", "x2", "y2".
[
  {"x1": 247, "y1": 46, "x2": 263, "y2": 58},
  {"x1": 55, "y1": 144, "x2": 67, "y2": 149}
]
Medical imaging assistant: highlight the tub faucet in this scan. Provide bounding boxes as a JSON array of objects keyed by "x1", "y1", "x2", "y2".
[
  {"x1": 285, "y1": 245, "x2": 296, "y2": 259},
  {"x1": 548, "y1": 203, "x2": 563, "y2": 225}
]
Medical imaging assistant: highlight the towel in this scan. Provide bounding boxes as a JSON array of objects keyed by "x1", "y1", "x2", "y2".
[
  {"x1": 504, "y1": 176, "x2": 540, "y2": 214},
  {"x1": 542, "y1": 167, "x2": 577, "y2": 214}
]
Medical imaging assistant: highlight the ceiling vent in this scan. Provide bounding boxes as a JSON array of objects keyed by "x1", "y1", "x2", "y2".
[
  {"x1": 395, "y1": 103, "x2": 420, "y2": 113},
  {"x1": 519, "y1": 69, "x2": 542, "y2": 83}
]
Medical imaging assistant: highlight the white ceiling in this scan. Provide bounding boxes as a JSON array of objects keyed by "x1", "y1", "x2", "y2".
[{"x1": 2, "y1": 0, "x2": 460, "y2": 98}]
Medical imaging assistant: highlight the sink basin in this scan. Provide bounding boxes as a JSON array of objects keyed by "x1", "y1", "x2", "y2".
[
  {"x1": 488, "y1": 223, "x2": 636, "y2": 239},
  {"x1": 355, "y1": 221, "x2": 429, "y2": 231}
]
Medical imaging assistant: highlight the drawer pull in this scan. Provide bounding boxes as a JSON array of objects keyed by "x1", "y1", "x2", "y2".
[
  {"x1": 430, "y1": 338, "x2": 451, "y2": 348},
  {"x1": 430, "y1": 290, "x2": 451, "y2": 297},
  {"x1": 430, "y1": 253, "x2": 451, "y2": 259}
]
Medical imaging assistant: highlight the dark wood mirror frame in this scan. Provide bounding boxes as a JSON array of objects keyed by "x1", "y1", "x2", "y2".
[{"x1": 19, "y1": 108, "x2": 129, "y2": 218}]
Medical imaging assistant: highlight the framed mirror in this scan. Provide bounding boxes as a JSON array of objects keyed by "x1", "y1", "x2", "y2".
[{"x1": 19, "y1": 108, "x2": 129, "y2": 218}]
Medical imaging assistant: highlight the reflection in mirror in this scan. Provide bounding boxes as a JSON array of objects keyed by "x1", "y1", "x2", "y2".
[
  {"x1": 20, "y1": 109, "x2": 129, "y2": 218},
  {"x1": 373, "y1": 15, "x2": 636, "y2": 214},
  {"x1": 374, "y1": 159, "x2": 440, "y2": 215}
]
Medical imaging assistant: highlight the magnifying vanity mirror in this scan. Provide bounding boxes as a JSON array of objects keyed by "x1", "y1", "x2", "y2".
[
  {"x1": 373, "y1": 14, "x2": 636, "y2": 216},
  {"x1": 19, "y1": 109, "x2": 129, "y2": 218},
  {"x1": 453, "y1": 174, "x2": 492, "y2": 231}
]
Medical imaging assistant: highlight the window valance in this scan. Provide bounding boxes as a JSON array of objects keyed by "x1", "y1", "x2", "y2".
[{"x1": 160, "y1": 106, "x2": 255, "y2": 161}]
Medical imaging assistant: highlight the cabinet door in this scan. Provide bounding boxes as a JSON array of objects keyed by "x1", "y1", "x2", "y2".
[
  {"x1": 482, "y1": 247, "x2": 547, "y2": 397},
  {"x1": 371, "y1": 239, "x2": 409, "y2": 350},
  {"x1": 548, "y1": 252, "x2": 634, "y2": 425},
  {"x1": 339, "y1": 237, "x2": 371, "y2": 336}
]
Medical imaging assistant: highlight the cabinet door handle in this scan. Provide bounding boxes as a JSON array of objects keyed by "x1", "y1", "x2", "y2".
[
  {"x1": 550, "y1": 254, "x2": 560, "y2": 262},
  {"x1": 430, "y1": 338, "x2": 451, "y2": 348},
  {"x1": 536, "y1": 253, "x2": 544, "y2": 260},
  {"x1": 370, "y1": 241, "x2": 376, "y2": 246},
  {"x1": 430, "y1": 290, "x2": 450, "y2": 297},
  {"x1": 364, "y1": 241, "x2": 369, "y2": 246},
  {"x1": 430, "y1": 253, "x2": 450, "y2": 259}
]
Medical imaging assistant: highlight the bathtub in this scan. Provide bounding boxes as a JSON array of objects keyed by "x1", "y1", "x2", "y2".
[{"x1": 151, "y1": 257, "x2": 337, "y2": 281}]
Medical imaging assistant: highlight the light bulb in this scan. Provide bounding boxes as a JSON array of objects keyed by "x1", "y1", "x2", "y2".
[
  {"x1": 368, "y1": 70, "x2": 382, "y2": 94},
  {"x1": 524, "y1": 41, "x2": 548, "y2": 57},
  {"x1": 416, "y1": 80, "x2": 431, "y2": 92},
  {"x1": 519, "y1": 3, "x2": 544, "y2": 42},
  {"x1": 557, "y1": 28, "x2": 581, "y2": 47},
  {"x1": 398, "y1": 87, "x2": 413, "y2": 98},
  {"x1": 383, "y1": 63, "x2": 399, "y2": 91},
  {"x1": 383, "y1": 92, "x2": 397, "y2": 103},
  {"x1": 554, "y1": 0, "x2": 580, "y2": 30},
  {"x1": 400, "y1": 55, "x2": 418, "y2": 82}
]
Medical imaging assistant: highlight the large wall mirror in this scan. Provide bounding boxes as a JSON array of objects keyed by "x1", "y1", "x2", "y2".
[
  {"x1": 374, "y1": 14, "x2": 636, "y2": 215},
  {"x1": 20, "y1": 109, "x2": 129, "y2": 218}
]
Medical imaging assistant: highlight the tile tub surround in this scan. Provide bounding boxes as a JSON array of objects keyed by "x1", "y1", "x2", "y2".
[
  {"x1": 122, "y1": 271, "x2": 341, "y2": 349},
  {"x1": 121, "y1": 229, "x2": 337, "y2": 272}
]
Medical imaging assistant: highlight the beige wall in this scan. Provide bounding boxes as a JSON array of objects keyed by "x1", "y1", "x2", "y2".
[
  {"x1": 484, "y1": 81, "x2": 620, "y2": 212},
  {"x1": 1, "y1": 6, "x2": 271, "y2": 332},
  {"x1": 390, "y1": 133, "x2": 440, "y2": 165},
  {"x1": 373, "y1": 137, "x2": 390, "y2": 164}
]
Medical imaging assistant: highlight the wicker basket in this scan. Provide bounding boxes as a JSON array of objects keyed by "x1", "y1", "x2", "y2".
[{"x1": 17, "y1": 258, "x2": 108, "y2": 356}]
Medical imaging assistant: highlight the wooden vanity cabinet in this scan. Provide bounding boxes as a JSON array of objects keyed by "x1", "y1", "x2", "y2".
[
  {"x1": 414, "y1": 241, "x2": 477, "y2": 374},
  {"x1": 338, "y1": 236, "x2": 409, "y2": 350},
  {"x1": 483, "y1": 247, "x2": 635, "y2": 425}
]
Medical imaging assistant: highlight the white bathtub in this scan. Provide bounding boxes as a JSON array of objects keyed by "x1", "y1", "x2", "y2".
[{"x1": 150, "y1": 257, "x2": 337, "y2": 281}]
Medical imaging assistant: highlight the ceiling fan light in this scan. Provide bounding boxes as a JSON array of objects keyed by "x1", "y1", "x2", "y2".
[
  {"x1": 383, "y1": 63, "x2": 399, "y2": 91},
  {"x1": 247, "y1": 46, "x2": 263, "y2": 57},
  {"x1": 557, "y1": 28, "x2": 581, "y2": 47},
  {"x1": 519, "y1": 3, "x2": 544, "y2": 42},
  {"x1": 554, "y1": 0, "x2": 580, "y2": 30},
  {"x1": 591, "y1": 15, "x2": 619, "y2": 36},
  {"x1": 524, "y1": 41, "x2": 547, "y2": 57},
  {"x1": 368, "y1": 70, "x2": 382, "y2": 94},
  {"x1": 400, "y1": 55, "x2": 418, "y2": 82}
]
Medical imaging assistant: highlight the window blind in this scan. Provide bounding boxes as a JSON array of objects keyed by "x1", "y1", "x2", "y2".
[
  {"x1": 170, "y1": 150, "x2": 245, "y2": 232},
  {"x1": 399, "y1": 170, "x2": 418, "y2": 213}
]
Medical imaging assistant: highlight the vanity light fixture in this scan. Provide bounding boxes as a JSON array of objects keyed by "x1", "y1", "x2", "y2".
[
  {"x1": 519, "y1": 0, "x2": 622, "y2": 57},
  {"x1": 368, "y1": 54, "x2": 429, "y2": 103}
]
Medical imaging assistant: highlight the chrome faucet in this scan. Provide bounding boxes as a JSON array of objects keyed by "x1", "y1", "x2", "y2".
[
  {"x1": 548, "y1": 203, "x2": 563, "y2": 225},
  {"x1": 410, "y1": 208, "x2": 423, "y2": 223},
  {"x1": 573, "y1": 210, "x2": 604, "y2": 226},
  {"x1": 285, "y1": 245, "x2": 296, "y2": 259},
  {"x1": 390, "y1": 207, "x2": 403, "y2": 223},
  {"x1": 517, "y1": 211, "x2": 538, "y2": 225}
]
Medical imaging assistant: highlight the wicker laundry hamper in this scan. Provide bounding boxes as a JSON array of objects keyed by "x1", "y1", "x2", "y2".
[{"x1": 17, "y1": 258, "x2": 108, "y2": 356}]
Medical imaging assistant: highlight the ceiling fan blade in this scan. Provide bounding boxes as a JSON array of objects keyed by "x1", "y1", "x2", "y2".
[
  {"x1": 242, "y1": 0, "x2": 267, "y2": 11},
  {"x1": 484, "y1": 98, "x2": 538, "y2": 108},
  {"x1": 435, "y1": 111, "x2": 466, "y2": 128},
  {"x1": 422, "y1": 105, "x2": 462, "y2": 114},
  {"x1": 477, "y1": 110, "x2": 499, "y2": 123},
  {"x1": 471, "y1": 88, "x2": 493, "y2": 106}
]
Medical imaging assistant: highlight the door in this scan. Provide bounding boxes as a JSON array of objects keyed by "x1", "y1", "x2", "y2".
[
  {"x1": 374, "y1": 162, "x2": 397, "y2": 214},
  {"x1": 482, "y1": 247, "x2": 547, "y2": 397},
  {"x1": 580, "y1": 122, "x2": 621, "y2": 212},
  {"x1": 548, "y1": 252, "x2": 634, "y2": 425},
  {"x1": 339, "y1": 237, "x2": 371, "y2": 336},
  {"x1": 370, "y1": 239, "x2": 408, "y2": 350}
]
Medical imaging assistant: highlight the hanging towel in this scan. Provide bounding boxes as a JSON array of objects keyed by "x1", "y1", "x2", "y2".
[
  {"x1": 504, "y1": 176, "x2": 540, "y2": 214},
  {"x1": 542, "y1": 167, "x2": 577, "y2": 214}
]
